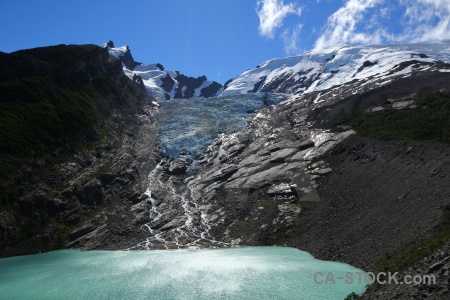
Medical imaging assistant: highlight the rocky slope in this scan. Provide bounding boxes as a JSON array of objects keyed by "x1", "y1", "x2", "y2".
[
  {"x1": 0, "y1": 44, "x2": 159, "y2": 256},
  {"x1": 131, "y1": 67, "x2": 450, "y2": 252},
  {"x1": 111, "y1": 50, "x2": 450, "y2": 298},
  {"x1": 104, "y1": 41, "x2": 222, "y2": 101}
]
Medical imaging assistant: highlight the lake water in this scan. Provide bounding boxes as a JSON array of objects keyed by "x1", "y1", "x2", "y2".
[{"x1": 0, "y1": 247, "x2": 366, "y2": 300}]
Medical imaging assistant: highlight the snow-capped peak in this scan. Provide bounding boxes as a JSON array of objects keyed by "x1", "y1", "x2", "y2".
[
  {"x1": 103, "y1": 41, "x2": 222, "y2": 101},
  {"x1": 107, "y1": 45, "x2": 129, "y2": 59},
  {"x1": 222, "y1": 42, "x2": 450, "y2": 99}
]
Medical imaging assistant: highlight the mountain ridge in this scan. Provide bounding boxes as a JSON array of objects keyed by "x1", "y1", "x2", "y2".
[
  {"x1": 222, "y1": 42, "x2": 450, "y2": 101},
  {"x1": 105, "y1": 40, "x2": 450, "y2": 107},
  {"x1": 0, "y1": 43, "x2": 159, "y2": 256},
  {"x1": 103, "y1": 41, "x2": 223, "y2": 101}
]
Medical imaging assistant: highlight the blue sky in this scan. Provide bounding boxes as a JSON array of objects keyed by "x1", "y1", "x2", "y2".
[{"x1": 1, "y1": 0, "x2": 449, "y2": 84}]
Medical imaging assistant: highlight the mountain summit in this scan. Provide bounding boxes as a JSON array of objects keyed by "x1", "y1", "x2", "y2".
[
  {"x1": 103, "y1": 41, "x2": 222, "y2": 101},
  {"x1": 222, "y1": 42, "x2": 450, "y2": 103}
]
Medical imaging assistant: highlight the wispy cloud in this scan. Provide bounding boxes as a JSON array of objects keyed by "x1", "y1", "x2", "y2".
[
  {"x1": 400, "y1": 0, "x2": 450, "y2": 42},
  {"x1": 313, "y1": 0, "x2": 385, "y2": 49},
  {"x1": 282, "y1": 24, "x2": 303, "y2": 55},
  {"x1": 313, "y1": 0, "x2": 450, "y2": 50},
  {"x1": 256, "y1": 0, "x2": 450, "y2": 54},
  {"x1": 256, "y1": 0, "x2": 301, "y2": 39}
]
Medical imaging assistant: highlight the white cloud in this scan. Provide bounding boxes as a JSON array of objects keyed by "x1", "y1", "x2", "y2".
[
  {"x1": 400, "y1": 0, "x2": 450, "y2": 42},
  {"x1": 282, "y1": 24, "x2": 303, "y2": 55},
  {"x1": 313, "y1": 0, "x2": 450, "y2": 50},
  {"x1": 256, "y1": 0, "x2": 302, "y2": 39},
  {"x1": 313, "y1": 0, "x2": 385, "y2": 50}
]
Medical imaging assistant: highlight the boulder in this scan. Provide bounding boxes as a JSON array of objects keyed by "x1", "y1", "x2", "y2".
[
  {"x1": 169, "y1": 159, "x2": 187, "y2": 175},
  {"x1": 298, "y1": 139, "x2": 315, "y2": 151},
  {"x1": 267, "y1": 183, "x2": 297, "y2": 196}
]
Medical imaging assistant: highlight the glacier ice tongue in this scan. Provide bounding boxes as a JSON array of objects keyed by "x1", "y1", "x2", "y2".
[{"x1": 156, "y1": 93, "x2": 289, "y2": 160}]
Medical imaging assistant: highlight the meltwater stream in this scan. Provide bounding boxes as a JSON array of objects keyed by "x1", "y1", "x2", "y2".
[
  {"x1": 130, "y1": 93, "x2": 292, "y2": 249},
  {"x1": 0, "y1": 247, "x2": 367, "y2": 300}
]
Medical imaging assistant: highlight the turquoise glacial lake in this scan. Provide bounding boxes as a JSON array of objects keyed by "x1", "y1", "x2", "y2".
[{"x1": 0, "y1": 247, "x2": 366, "y2": 300}]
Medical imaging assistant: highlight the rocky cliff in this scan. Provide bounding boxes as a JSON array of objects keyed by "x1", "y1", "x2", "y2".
[{"x1": 0, "y1": 44, "x2": 159, "y2": 256}]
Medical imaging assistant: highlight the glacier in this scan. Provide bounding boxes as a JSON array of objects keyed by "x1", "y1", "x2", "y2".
[{"x1": 156, "y1": 93, "x2": 289, "y2": 159}]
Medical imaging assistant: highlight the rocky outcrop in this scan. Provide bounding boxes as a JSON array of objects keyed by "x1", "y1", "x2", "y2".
[
  {"x1": 105, "y1": 40, "x2": 141, "y2": 70},
  {"x1": 160, "y1": 74, "x2": 175, "y2": 92},
  {"x1": 0, "y1": 44, "x2": 159, "y2": 257},
  {"x1": 200, "y1": 81, "x2": 223, "y2": 98},
  {"x1": 168, "y1": 158, "x2": 187, "y2": 175},
  {"x1": 174, "y1": 74, "x2": 207, "y2": 99},
  {"x1": 104, "y1": 42, "x2": 223, "y2": 101}
]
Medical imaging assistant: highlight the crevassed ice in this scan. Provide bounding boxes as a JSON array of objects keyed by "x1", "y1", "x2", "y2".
[{"x1": 156, "y1": 93, "x2": 289, "y2": 159}]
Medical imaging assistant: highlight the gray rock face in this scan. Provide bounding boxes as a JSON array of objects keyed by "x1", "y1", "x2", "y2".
[
  {"x1": 168, "y1": 159, "x2": 187, "y2": 175},
  {"x1": 78, "y1": 179, "x2": 104, "y2": 206},
  {"x1": 130, "y1": 201, "x2": 151, "y2": 225},
  {"x1": 69, "y1": 224, "x2": 96, "y2": 241},
  {"x1": 0, "y1": 213, "x2": 18, "y2": 248},
  {"x1": 159, "y1": 216, "x2": 188, "y2": 231},
  {"x1": 126, "y1": 88, "x2": 353, "y2": 250},
  {"x1": 0, "y1": 99, "x2": 159, "y2": 256},
  {"x1": 267, "y1": 183, "x2": 297, "y2": 196}
]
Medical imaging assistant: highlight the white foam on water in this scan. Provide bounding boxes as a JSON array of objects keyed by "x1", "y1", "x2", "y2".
[{"x1": 0, "y1": 247, "x2": 367, "y2": 300}]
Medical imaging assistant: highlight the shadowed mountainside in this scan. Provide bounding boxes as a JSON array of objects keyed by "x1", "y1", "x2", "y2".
[{"x1": 0, "y1": 44, "x2": 158, "y2": 256}]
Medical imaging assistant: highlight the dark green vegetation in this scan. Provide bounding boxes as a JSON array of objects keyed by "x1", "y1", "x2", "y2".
[
  {"x1": 361, "y1": 206, "x2": 450, "y2": 298},
  {"x1": 0, "y1": 45, "x2": 140, "y2": 158},
  {"x1": 0, "y1": 44, "x2": 147, "y2": 189},
  {"x1": 374, "y1": 205, "x2": 450, "y2": 273},
  {"x1": 332, "y1": 91, "x2": 450, "y2": 143},
  {"x1": 0, "y1": 44, "x2": 153, "y2": 255},
  {"x1": 0, "y1": 76, "x2": 98, "y2": 155},
  {"x1": 317, "y1": 93, "x2": 450, "y2": 299},
  {"x1": 344, "y1": 292, "x2": 362, "y2": 300}
]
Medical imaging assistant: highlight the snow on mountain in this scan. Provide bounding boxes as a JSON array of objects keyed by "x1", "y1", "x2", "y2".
[
  {"x1": 222, "y1": 42, "x2": 450, "y2": 100},
  {"x1": 107, "y1": 45, "x2": 128, "y2": 60},
  {"x1": 103, "y1": 41, "x2": 222, "y2": 101}
]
